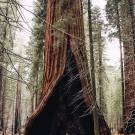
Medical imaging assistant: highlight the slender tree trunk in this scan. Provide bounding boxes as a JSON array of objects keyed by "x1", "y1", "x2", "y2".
[
  {"x1": 114, "y1": 0, "x2": 125, "y2": 126},
  {"x1": 0, "y1": 28, "x2": 7, "y2": 134},
  {"x1": 0, "y1": 58, "x2": 4, "y2": 131},
  {"x1": 30, "y1": 92, "x2": 34, "y2": 113},
  {"x1": 0, "y1": 1, "x2": 8, "y2": 131},
  {"x1": 1, "y1": 63, "x2": 8, "y2": 135},
  {"x1": 35, "y1": 74, "x2": 40, "y2": 108},
  {"x1": 0, "y1": 25, "x2": 7, "y2": 134},
  {"x1": 14, "y1": 66, "x2": 22, "y2": 135},
  {"x1": 88, "y1": 0, "x2": 99, "y2": 134},
  {"x1": 98, "y1": 28, "x2": 103, "y2": 110}
]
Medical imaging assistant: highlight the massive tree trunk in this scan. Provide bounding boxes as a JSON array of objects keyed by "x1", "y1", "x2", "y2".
[
  {"x1": 121, "y1": 0, "x2": 135, "y2": 133},
  {"x1": 128, "y1": 0, "x2": 135, "y2": 54},
  {"x1": 24, "y1": 0, "x2": 110, "y2": 135}
]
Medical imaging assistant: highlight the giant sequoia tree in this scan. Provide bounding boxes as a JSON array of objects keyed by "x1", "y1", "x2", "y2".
[{"x1": 24, "y1": 0, "x2": 110, "y2": 135}]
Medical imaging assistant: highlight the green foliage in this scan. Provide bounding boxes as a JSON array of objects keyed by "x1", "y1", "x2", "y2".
[
  {"x1": 106, "y1": 0, "x2": 121, "y2": 27},
  {"x1": 27, "y1": 0, "x2": 47, "y2": 95},
  {"x1": 106, "y1": 66, "x2": 122, "y2": 129},
  {"x1": 106, "y1": 0, "x2": 117, "y2": 27},
  {"x1": 91, "y1": 6, "x2": 108, "y2": 115},
  {"x1": 105, "y1": 0, "x2": 121, "y2": 39}
]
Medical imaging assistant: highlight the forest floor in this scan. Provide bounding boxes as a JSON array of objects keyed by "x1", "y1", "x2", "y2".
[
  {"x1": 112, "y1": 133, "x2": 123, "y2": 135},
  {"x1": 0, "y1": 132, "x2": 127, "y2": 135},
  {"x1": 112, "y1": 134, "x2": 123, "y2": 135},
  {"x1": 112, "y1": 133, "x2": 135, "y2": 135}
]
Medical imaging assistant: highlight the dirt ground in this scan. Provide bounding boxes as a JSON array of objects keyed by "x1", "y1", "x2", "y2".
[{"x1": 113, "y1": 133, "x2": 135, "y2": 135}]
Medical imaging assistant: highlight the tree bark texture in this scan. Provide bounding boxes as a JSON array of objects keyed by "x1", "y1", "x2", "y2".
[
  {"x1": 121, "y1": 0, "x2": 135, "y2": 133},
  {"x1": 24, "y1": 0, "x2": 111, "y2": 135}
]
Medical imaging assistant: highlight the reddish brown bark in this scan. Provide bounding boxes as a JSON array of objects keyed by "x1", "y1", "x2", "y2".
[
  {"x1": 24, "y1": 0, "x2": 110, "y2": 135},
  {"x1": 121, "y1": 0, "x2": 135, "y2": 133}
]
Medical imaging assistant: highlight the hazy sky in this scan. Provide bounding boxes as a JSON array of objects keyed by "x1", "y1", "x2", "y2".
[
  {"x1": 91, "y1": 0, "x2": 120, "y2": 67},
  {"x1": 92, "y1": 0, "x2": 106, "y2": 9}
]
